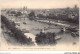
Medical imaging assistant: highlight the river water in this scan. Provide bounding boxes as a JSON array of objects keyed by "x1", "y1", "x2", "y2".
[
  {"x1": 13, "y1": 17, "x2": 79, "y2": 44},
  {"x1": 16, "y1": 18, "x2": 61, "y2": 35}
]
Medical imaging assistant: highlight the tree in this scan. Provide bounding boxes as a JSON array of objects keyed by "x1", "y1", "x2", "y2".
[
  {"x1": 10, "y1": 11, "x2": 16, "y2": 14},
  {"x1": 35, "y1": 32, "x2": 56, "y2": 45},
  {"x1": 15, "y1": 12, "x2": 22, "y2": 17},
  {"x1": 28, "y1": 11, "x2": 35, "y2": 20}
]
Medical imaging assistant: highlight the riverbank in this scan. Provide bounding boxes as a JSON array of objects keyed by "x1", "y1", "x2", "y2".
[
  {"x1": 34, "y1": 19, "x2": 79, "y2": 32},
  {"x1": 35, "y1": 18, "x2": 79, "y2": 27},
  {"x1": 36, "y1": 19, "x2": 70, "y2": 27}
]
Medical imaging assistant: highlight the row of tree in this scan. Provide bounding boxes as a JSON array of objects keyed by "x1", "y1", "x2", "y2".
[
  {"x1": 28, "y1": 11, "x2": 79, "y2": 24},
  {"x1": 7, "y1": 11, "x2": 22, "y2": 17},
  {"x1": 1, "y1": 15, "x2": 34, "y2": 45}
]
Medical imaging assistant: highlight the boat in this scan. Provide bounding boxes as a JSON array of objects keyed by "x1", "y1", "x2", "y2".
[
  {"x1": 66, "y1": 26, "x2": 78, "y2": 32},
  {"x1": 55, "y1": 36, "x2": 62, "y2": 40},
  {"x1": 71, "y1": 32, "x2": 79, "y2": 37},
  {"x1": 23, "y1": 22, "x2": 26, "y2": 24}
]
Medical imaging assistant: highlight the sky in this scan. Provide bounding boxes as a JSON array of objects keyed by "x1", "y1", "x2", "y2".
[{"x1": 0, "y1": 0, "x2": 79, "y2": 9}]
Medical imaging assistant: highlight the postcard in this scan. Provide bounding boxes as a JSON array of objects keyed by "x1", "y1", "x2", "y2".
[{"x1": 0, "y1": 0, "x2": 79, "y2": 51}]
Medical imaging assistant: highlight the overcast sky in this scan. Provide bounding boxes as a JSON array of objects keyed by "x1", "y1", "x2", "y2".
[{"x1": 0, "y1": 0, "x2": 79, "y2": 9}]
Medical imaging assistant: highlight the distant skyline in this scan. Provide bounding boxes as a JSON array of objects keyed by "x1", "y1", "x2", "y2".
[{"x1": 0, "y1": 0, "x2": 79, "y2": 9}]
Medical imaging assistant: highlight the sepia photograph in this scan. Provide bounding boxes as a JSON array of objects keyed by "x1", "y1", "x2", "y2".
[{"x1": 0, "y1": 0, "x2": 79, "y2": 51}]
